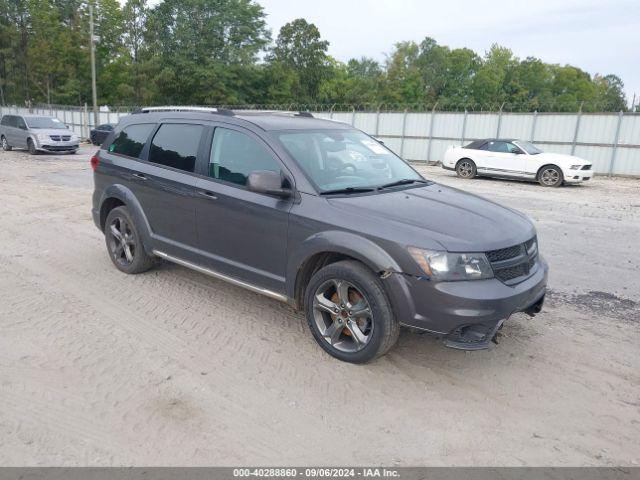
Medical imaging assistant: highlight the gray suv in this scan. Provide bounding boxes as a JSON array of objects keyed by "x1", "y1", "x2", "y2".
[
  {"x1": 91, "y1": 107, "x2": 547, "y2": 363},
  {"x1": 0, "y1": 114, "x2": 79, "y2": 154}
]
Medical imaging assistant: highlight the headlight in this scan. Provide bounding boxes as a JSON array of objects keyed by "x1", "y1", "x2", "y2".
[
  {"x1": 37, "y1": 133, "x2": 50, "y2": 141},
  {"x1": 408, "y1": 247, "x2": 493, "y2": 281},
  {"x1": 570, "y1": 165, "x2": 582, "y2": 170}
]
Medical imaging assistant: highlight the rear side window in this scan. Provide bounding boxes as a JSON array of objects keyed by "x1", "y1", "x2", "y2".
[
  {"x1": 0, "y1": 115, "x2": 11, "y2": 126},
  {"x1": 109, "y1": 123, "x2": 154, "y2": 158},
  {"x1": 148, "y1": 123, "x2": 203, "y2": 173},
  {"x1": 208, "y1": 128, "x2": 280, "y2": 186}
]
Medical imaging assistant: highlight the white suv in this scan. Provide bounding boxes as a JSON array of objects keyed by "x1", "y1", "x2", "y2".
[{"x1": 443, "y1": 139, "x2": 593, "y2": 187}]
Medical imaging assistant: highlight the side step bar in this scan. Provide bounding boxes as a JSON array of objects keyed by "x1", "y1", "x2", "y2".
[{"x1": 152, "y1": 250, "x2": 288, "y2": 303}]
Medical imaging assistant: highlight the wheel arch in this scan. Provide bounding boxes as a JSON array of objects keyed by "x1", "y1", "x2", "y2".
[
  {"x1": 288, "y1": 231, "x2": 402, "y2": 310},
  {"x1": 536, "y1": 163, "x2": 563, "y2": 180},
  {"x1": 98, "y1": 184, "x2": 154, "y2": 254}
]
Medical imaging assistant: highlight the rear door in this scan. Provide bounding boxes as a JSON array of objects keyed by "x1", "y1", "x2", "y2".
[
  {"x1": 482, "y1": 140, "x2": 526, "y2": 177},
  {"x1": 132, "y1": 121, "x2": 207, "y2": 259},
  {"x1": 194, "y1": 124, "x2": 293, "y2": 293}
]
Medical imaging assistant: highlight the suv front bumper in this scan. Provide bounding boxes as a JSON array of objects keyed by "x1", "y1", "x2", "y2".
[{"x1": 384, "y1": 256, "x2": 548, "y2": 350}]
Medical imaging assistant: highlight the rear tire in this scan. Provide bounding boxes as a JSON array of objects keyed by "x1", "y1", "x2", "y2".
[
  {"x1": 27, "y1": 138, "x2": 37, "y2": 155},
  {"x1": 305, "y1": 260, "x2": 399, "y2": 364},
  {"x1": 538, "y1": 165, "x2": 563, "y2": 187},
  {"x1": 104, "y1": 206, "x2": 157, "y2": 274},
  {"x1": 1, "y1": 135, "x2": 11, "y2": 151},
  {"x1": 456, "y1": 158, "x2": 476, "y2": 179}
]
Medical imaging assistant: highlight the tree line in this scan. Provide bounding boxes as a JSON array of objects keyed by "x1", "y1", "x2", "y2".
[{"x1": 0, "y1": 0, "x2": 629, "y2": 112}]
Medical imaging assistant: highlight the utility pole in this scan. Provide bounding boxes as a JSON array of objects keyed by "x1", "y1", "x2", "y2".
[{"x1": 89, "y1": 2, "x2": 98, "y2": 128}]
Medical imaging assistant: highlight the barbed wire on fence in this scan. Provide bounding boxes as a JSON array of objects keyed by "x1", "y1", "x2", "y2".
[{"x1": 14, "y1": 100, "x2": 633, "y2": 115}]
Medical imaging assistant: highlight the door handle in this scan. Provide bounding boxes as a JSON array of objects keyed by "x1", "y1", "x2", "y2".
[
  {"x1": 132, "y1": 173, "x2": 147, "y2": 180},
  {"x1": 198, "y1": 190, "x2": 218, "y2": 200}
]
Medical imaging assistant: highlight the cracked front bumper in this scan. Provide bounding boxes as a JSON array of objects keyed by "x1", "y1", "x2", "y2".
[{"x1": 383, "y1": 256, "x2": 548, "y2": 349}]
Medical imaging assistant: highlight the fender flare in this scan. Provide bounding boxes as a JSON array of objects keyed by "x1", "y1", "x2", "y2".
[
  {"x1": 286, "y1": 230, "x2": 402, "y2": 299},
  {"x1": 98, "y1": 184, "x2": 154, "y2": 254}
]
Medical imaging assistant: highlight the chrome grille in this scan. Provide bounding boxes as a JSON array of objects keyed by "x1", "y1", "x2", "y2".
[{"x1": 48, "y1": 135, "x2": 71, "y2": 142}]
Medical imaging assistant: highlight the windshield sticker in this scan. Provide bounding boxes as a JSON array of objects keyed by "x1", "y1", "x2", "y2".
[{"x1": 361, "y1": 139, "x2": 389, "y2": 155}]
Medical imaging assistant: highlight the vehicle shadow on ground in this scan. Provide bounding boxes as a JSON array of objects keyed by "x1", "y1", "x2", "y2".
[{"x1": 153, "y1": 259, "x2": 543, "y2": 373}]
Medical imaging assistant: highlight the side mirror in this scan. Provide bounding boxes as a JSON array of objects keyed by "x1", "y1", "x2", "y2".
[{"x1": 247, "y1": 170, "x2": 292, "y2": 198}]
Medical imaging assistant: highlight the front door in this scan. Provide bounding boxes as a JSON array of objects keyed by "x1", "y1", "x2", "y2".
[
  {"x1": 194, "y1": 125, "x2": 293, "y2": 294},
  {"x1": 482, "y1": 140, "x2": 526, "y2": 177}
]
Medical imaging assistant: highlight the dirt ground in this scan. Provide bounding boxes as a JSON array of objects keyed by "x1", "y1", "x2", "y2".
[{"x1": 0, "y1": 145, "x2": 638, "y2": 466}]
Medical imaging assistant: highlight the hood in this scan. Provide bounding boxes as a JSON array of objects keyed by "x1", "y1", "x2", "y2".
[
  {"x1": 535, "y1": 152, "x2": 591, "y2": 166},
  {"x1": 327, "y1": 184, "x2": 536, "y2": 252},
  {"x1": 31, "y1": 128, "x2": 75, "y2": 136}
]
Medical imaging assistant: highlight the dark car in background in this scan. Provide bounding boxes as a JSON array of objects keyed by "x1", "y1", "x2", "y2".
[
  {"x1": 90, "y1": 123, "x2": 116, "y2": 145},
  {"x1": 91, "y1": 107, "x2": 547, "y2": 363}
]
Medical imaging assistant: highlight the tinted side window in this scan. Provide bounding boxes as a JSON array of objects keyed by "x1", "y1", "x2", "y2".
[
  {"x1": 0, "y1": 115, "x2": 10, "y2": 126},
  {"x1": 110, "y1": 123, "x2": 155, "y2": 158},
  {"x1": 209, "y1": 128, "x2": 280, "y2": 186},
  {"x1": 149, "y1": 123, "x2": 203, "y2": 173},
  {"x1": 16, "y1": 117, "x2": 27, "y2": 129}
]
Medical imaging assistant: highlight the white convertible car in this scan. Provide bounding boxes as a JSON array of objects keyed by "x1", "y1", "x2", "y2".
[{"x1": 442, "y1": 139, "x2": 593, "y2": 187}]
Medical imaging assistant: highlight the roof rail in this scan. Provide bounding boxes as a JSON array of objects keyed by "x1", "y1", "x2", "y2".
[
  {"x1": 132, "y1": 106, "x2": 235, "y2": 116},
  {"x1": 233, "y1": 110, "x2": 314, "y2": 118}
]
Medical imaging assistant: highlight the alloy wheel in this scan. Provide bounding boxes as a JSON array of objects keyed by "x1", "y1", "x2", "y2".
[
  {"x1": 540, "y1": 168, "x2": 560, "y2": 186},
  {"x1": 108, "y1": 216, "x2": 136, "y2": 266},
  {"x1": 1, "y1": 137, "x2": 7, "y2": 150},
  {"x1": 458, "y1": 161, "x2": 474, "y2": 178},
  {"x1": 312, "y1": 279, "x2": 373, "y2": 353}
]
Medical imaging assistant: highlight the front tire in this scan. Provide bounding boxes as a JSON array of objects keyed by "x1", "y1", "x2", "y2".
[
  {"x1": 305, "y1": 260, "x2": 399, "y2": 364},
  {"x1": 104, "y1": 206, "x2": 157, "y2": 274},
  {"x1": 1, "y1": 135, "x2": 11, "y2": 151},
  {"x1": 27, "y1": 138, "x2": 37, "y2": 155},
  {"x1": 456, "y1": 158, "x2": 476, "y2": 179},
  {"x1": 538, "y1": 165, "x2": 563, "y2": 187}
]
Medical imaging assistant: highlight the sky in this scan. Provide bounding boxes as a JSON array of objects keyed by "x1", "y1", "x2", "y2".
[
  {"x1": 259, "y1": 0, "x2": 640, "y2": 105},
  {"x1": 145, "y1": 0, "x2": 640, "y2": 105}
]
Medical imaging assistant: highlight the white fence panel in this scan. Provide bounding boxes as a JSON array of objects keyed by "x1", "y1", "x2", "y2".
[
  {"x1": 1, "y1": 105, "x2": 638, "y2": 176},
  {"x1": 534, "y1": 114, "x2": 576, "y2": 143},
  {"x1": 578, "y1": 114, "x2": 620, "y2": 144},
  {"x1": 465, "y1": 113, "x2": 499, "y2": 139},
  {"x1": 500, "y1": 113, "x2": 534, "y2": 140}
]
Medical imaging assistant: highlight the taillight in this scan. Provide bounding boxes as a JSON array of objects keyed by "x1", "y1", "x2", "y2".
[{"x1": 90, "y1": 154, "x2": 99, "y2": 171}]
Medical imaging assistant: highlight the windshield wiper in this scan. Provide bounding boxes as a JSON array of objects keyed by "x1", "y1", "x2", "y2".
[
  {"x1": 376, "y1": 179, "x2": 429, "y2": 190},
  {"x1": 320, "y1": 186, "x2": 376, "y2": 195}
]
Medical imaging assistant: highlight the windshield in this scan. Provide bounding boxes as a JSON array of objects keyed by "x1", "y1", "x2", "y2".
[
  {"x1": 275, "y1": 129, "x2": 425, "y2": 193},
  {"x1": 515, "y1": 140, "x2": 543, "y2": 155},
  {"x1": 25, "y1": 117, "x2": 66, "y2": 129}
]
